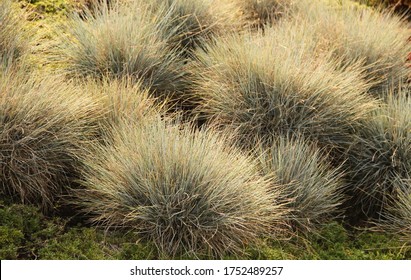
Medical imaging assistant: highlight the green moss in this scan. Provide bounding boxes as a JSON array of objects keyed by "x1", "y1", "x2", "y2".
[
  {"x1": 38, "y1": 228, "x2": 109, "y2": 259},
  {"x1": 0, "y1": 227, "x2": 24, "y2": 259},
  {"x1": 18, "y1": 0, "x2": 73, "y2": 18},
  {"x1": 116, "y1": 241, "x2": 159, "y2": 260},
  {"x1": 1, "y1": 198, "x2": 410, "y2": 260},
  {"x1": 0, "y1": 200, "x2": 65, "y2": 259},
  {"x1": 246, "y1": 222, "x2": 411, "y2": 260}
]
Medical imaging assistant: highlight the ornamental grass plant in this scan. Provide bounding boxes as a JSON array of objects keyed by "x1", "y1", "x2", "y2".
[
  {"x1": 75, "y1": 117, "x2": 285, "y2": 257},
  {"x1": 256, "y1": 136, "x2": 345, "y2": 234},
  {"x1": 288, "y1": 0, "x2": 411, "y2": 93},
  {"x1": 82, "y1": 78, "x2": 165, "y2": 127},
  {"x1": 0, "y1": 0, "x2": 29, "y2": 68},
  {"x1": 236, "y1": 0, "x2": 292, "y2": 29},
  {"x1": 56, "y1": 1, "x2": 187, "y2": 99},
  {"x1": 191, "y1": 27, "x2": 376, "y2": 157},
  {"x1": 141, "y1": 0, "x2": 242, "y2": 53},
  {"x1": 344, "y1": 88, "x2": 411, "y2": 222},
  {"x1": 0, "y1": 69, "x2": 103, "y2": 211},
  {"x1": 380, "y1": 177, "x2": 411, "y2": 244}
]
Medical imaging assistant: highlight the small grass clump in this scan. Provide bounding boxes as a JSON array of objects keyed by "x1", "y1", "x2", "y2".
[
  {"x1": 83, "y1": 78, "x2": 164, "y2": 127},
  {"x1": 141, "y1": 0, "x2": 242, "y2": 53},
  {"x1": 192, "y1": 29, "x2": 376, "y2": 156},
  {"x1": 345, "y1": 88, "x2": 411, "y2": 222},
  {"x1": 0, "y1": 69, "x2": 103, "y2": 210},
  {"x1": 56, "y1": 1, "x2": 187, "y2": 99},
  {"x1": 236, "y1": 0, "x2": 291, "y2": 29},
  {"x1": 379, "y1": 177, "x2": 411, "y2": 244},
  {"x1": 75, "y1": 117, "x2": 284, "y2": 258},
  {"x1": 256, "y1": 136, "x2": 345, "y2": 234},
  {"x1": 0, "y1": 0, "x2": 29, "y2": 68}
]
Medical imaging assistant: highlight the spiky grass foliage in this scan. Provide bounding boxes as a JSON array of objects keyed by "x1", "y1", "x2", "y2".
[
  {"x1": 256, "y1": 136, "x2": 345, "y2": 234},
  {"x1": 287, "y1": 0, "x2": 411, "y2": 93},
  {"x1": 83, "y1": 78, "x2": 165, "y2": 127},
  {"x1": 345, "y1": 90, "x2": 411, "y2": 222},
  {"x1": 381, "y1": 177, "x2": 411, "y2": 243},
  {"x1": 192, "y1": 29, "x2": 376, "y2": 155},
  {"x1": 0, "y1": 0, "x2": 29, "y2": 68},
  {"x1": 75, "y1": 118, "x2": 283, "y2": 257},
  {"x1": 141, "y1": 0, "x2": 242, "y2": 53},
  {"x1": 56, "y1": 1, "x2": 187, "y2": 99},
  {"x1": 236, "y1": 0, "x2": 291, "y2": 29},
  {"x1": 0, "y1": 69, "x2": 103, "y2": 210}
]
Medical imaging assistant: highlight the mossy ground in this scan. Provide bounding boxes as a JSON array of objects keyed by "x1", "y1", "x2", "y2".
[{"x1": 1, "y1": 199, "x2": 410, "y2": 260}]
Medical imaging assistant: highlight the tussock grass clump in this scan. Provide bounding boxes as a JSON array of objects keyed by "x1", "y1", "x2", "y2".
[
  {"x1": 142, "y1": 0, "x2": 242, "y2": 53},
  {"x1": 0, "y1": 0, "x2": 29, "y2": 68},
  {"x1": 57, "y1": 1, "x2": 187, "y2": 99},
  {"x1": 236, "y1": 0, "x2": 292, "y2": 28},
  {"x1": 345, "y1": 89, "x2": 411, "y2": 222},
  {"x1": 289, "y1": 0, "x2": 411, "y2": 92},
  {"x1": 83, "y1": 78, "x2": 164, "y2": 126},
  {"x1": 381, "y1": 177, "x2": 411, "y2": 244},
  {"x1": 192, "y1": 29, "x2": 376, "y2": 155},
  {"x1": 0, "y1": 70, "x2": 103, "y2": 210},
  {"x1": 76, "y1": 118, "x2": 283, "y2": 257},
  {"x1": 256, "y1": 136, "x2": 345, "y2": 234}
]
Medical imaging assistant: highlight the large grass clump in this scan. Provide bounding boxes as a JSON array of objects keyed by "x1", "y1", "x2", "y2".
[
  {"x1": 57, "y1": 1, "x2": 187, "y2": 99},
  {"x1": 345, "y1": 88, "x2": 411, "y2": 222},
  {"x1": 192, "y1": 28, "x2": 376, "y2": 156},
  {"x1": 0, "y1": 69, "x2": 103, "y2": 210},
  {"x1": 288, "y1": 0, "x2": 411, "y2": 93},
  {"x1": 256, "y1": 136, "x2": 345, "y2": 234},
  {"x1": 0, "y1": 0, "x2": 29, "y2": 68},
  {"x1": 75, "y1": 117, "x2": 283, "y2": 257}
]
